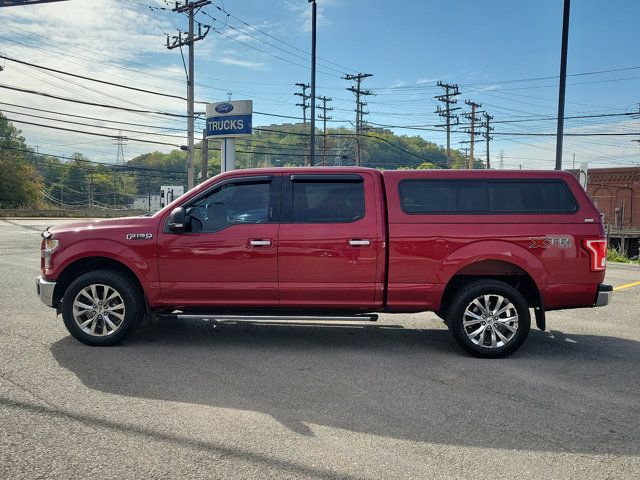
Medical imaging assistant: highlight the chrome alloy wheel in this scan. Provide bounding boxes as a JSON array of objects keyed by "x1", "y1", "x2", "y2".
[
  {"x1": 462, "y1": 294, "x2": 519, "y2": 349},
  {"x1": 72, "y1": 284, "x2": 126, "y2": 337}
]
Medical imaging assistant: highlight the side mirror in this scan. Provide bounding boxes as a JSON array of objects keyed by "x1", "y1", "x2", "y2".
[{"x1": 168, "y1": 207, "x2": 187, "y2": 233}]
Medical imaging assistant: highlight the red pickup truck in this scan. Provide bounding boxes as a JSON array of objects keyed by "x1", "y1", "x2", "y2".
[{"x1": 37, "y1": 167, "x2": 611, "y2": 357}]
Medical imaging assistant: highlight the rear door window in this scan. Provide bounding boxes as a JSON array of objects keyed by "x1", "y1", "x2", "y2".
[{"x1": 289, "y1": 177, "x2": 365, "y2": 223}]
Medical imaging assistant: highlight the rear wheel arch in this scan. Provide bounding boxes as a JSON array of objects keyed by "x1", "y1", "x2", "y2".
[{"x1": 438, "y1": 260, "x2": 542, "y2": 319}]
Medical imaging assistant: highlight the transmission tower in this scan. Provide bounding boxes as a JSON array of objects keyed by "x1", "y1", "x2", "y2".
[
  {"x1": 166, "y1": 0, "x2": 211, "y2": 190},
  {"x1": 114, "y1": 130, "x2": 127, "y2": 165},
  {"x1": 462, "y1": 100, "x2": 483, "y2": 169},
  {"x1": 435, "y1": 82, "x2": 460, "y2": 168},
  {"x1": 316, "y1": 95, "x2": 333, "y2": 166},
  {"x1": 343, "y1": 73, "x2": 373, "y2": 166},
  {"x1": 481, "y1": 112, "x2": 493, "y2": 169}
]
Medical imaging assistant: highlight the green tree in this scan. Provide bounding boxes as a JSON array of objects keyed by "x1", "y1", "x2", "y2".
[{"x1": 0, "y1": 113, "x2": 43, "y2": 208}]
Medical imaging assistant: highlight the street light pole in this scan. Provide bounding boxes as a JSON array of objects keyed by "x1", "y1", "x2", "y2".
[{"x1": 309, "y1": 0, "x2": 317, "y2": 166}]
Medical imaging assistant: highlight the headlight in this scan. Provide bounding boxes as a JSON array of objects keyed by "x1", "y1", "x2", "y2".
[
  {"x1": 44, "y1": 238, "x2": 59, "y2": 252},
  {"x1": 43, "y1": 238, "x2": 60, "y2": 269}
]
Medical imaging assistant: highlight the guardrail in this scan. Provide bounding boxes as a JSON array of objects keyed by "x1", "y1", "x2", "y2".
[{"x1": 0, "y1": 209, "x2": 147, "y2": 218}]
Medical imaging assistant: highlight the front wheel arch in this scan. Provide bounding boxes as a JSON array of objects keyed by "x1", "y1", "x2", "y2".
[{"x1": 53, "y1": 256, "x2": 146, "y2": 309}]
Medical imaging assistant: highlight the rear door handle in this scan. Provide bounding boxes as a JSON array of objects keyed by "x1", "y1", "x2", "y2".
[
  {"x1": 250, "y1": 239, "x2": 272, "y2": 247},
  {"x1": 349, "y1": 239, "x2": 371, "y2": 247}
]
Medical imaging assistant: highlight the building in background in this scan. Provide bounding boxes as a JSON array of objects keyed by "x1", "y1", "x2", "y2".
[{"x1": 573, "y1": 167, "x2": 640, "y2": 258}]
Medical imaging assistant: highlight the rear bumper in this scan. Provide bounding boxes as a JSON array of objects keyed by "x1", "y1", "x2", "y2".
[
  {"x1": 36, "y1": 276, "x2": 56, "y2": 308},
  {"x1": 595, "y1": 284, "x2": 613, "y2": 307}
]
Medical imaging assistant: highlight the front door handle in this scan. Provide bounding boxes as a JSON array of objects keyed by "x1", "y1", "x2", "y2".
[
  {"x1": 349, "y1": 239, "x2": 371, "y2": 247},
  {"x1": 250, "y1": 239, "x2": 272, "y2": 247}
]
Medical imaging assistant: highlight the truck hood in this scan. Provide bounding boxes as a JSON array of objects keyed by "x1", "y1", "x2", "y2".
[{"x1": 48, "y1": 216, "x2": 157, "y2": 234}]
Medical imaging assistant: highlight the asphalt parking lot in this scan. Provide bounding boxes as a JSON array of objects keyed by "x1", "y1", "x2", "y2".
[{"x1": 1, "y1": 218, "x2": 639, "y2": 479}]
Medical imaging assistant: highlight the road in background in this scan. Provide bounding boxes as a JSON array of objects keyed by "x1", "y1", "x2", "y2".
[{"x1": 1, "y1": 219, "x2": 639, "y2": 479}]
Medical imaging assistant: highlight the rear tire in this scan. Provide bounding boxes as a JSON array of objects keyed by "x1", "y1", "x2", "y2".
[
  {"x1": 61, "y1": 269, "x2": 144, "y2": 346},
  {"x1": 446, "y1": 280, "x2": 530, "y2": 358}
]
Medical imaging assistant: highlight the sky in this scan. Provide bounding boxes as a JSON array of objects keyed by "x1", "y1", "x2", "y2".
[{"x1": 0, "y1": 0, "x2": 638, "y2": 170}]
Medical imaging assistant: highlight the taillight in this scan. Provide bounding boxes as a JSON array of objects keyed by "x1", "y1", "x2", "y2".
[{"x1": 583, "y1": 239, "x2": 607, "y2": 271}]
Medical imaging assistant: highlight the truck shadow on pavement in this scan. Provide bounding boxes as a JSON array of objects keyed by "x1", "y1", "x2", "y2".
[{"x1": 50, "y1": 319, "x2": 640, "y2": 456}]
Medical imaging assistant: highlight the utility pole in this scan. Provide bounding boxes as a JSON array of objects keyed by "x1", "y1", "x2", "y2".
[
  {"x1": 343, "y1": 73, "x2": 373, "y2": 166},
  {"x1": 88, "y1": 168, "x2": 94, "y2": 209},
  {"x1": 462, "y1": 146, "x2": 469, "y2": 167},
  {"x1": 435, "y1": 82, "x2": 460, "y2": 168},
  {"x1": 112, "y1": 170, "x2": 117, "y2": 208},
  {"x1": 295, "y1": 82, "x2": 310, "y2": 166},
  {"x1": 294, "y1": 83, "x2": 311, "y2": 126},
  {"x1": 309, "y1": 0, "x2": 317, "y2": 166},
  {"x1": 463, "y1": 100, "x2": 482, "y2": 169},
  {"x1": 555, "y1": 0, "x2": 571, "y2": 170},
  {"x1": 167, "y1": 0, "x2": 211, "y2": 190},
  {"x1": 201, "y1": 129, "x2": 208, "y2": 182},
  {"x1": 317, "y1": 95, "x2": 333, "y2": 166},
  {"x1": 481, "y1": 112, "x2": 493, "y2": 169},
  {"x1": 499, "y1": 150, "x2": 504, "y2": 170}
]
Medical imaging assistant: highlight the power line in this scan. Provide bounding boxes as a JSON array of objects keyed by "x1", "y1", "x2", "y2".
[
  {"x1": 0, "y1": 101, "x2": 186, "y2": 131},
  {"x1": 0, "y1": 84, "x2": 190, "y2": 118},
  {"x1": 253, "y1": 127, "x2": 446, "y2": 166},
  {"x1": 207, "y1": 2, "x2": 357, "y2": 73},
  {"x1": 370, "y1": 65, "x2": 640, "y2": 91},
  {"x1": 1, "y1": 109, "x2": 188, "y2": 139},
  {"x1": 492, "y1": 111, "x2": 639, "y2": 124},
  {"x1": 491, "y1": 131, "x2": 640, "y2": 137},
  {"x1": 4, "y1": 117, "x2": 184, "y2": 147},
  {"x1": 211, "y1": 26, "x2": 341, "y2": 78},
  {"x1": 0, "y1": 54, "x2": 188, "y2": 101},
  {"x1": 198, "y1": 8, "x2": 346, "y2": 76}
]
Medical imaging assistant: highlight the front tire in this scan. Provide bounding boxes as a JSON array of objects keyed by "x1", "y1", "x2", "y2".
[
  {"x1": 446, "y1": 280, "x2": 530, "y2": 358},
  {"x1": 61, "y1": 270, "x2": 144, "y2": 346}
]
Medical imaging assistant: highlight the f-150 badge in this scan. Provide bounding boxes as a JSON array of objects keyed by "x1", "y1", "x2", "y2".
[
  {"x1": 529, "y1": 237, "x2": 572, "y2": 248},
  {"x1": 126, "y1": 233, "x2": 153, "y2": 240}
]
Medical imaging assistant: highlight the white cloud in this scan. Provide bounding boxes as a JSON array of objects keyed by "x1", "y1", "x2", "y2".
[
  {"x1": 282, "y1": 0, "x2": 337, "y2": 33},
  {"x1": 0, "y1": 0, "x2": 272, "y2": 161}
]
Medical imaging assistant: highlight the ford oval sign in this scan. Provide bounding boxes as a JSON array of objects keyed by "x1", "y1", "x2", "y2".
[{"x1": 215, "y1": 103, "x2": 234, "y2": 114}]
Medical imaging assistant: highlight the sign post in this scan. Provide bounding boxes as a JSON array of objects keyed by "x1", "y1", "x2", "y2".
[
  {"x1": 579, "y1": 162, "x2": 588, "y2": 191},
  {"x1": 221, "y1": 138, "x2": 236, "y2": 172},
  {"x1": 160, "y1": 185, "x2": 184, "y2": 208},
  {"x1": 206, "y1": 100, "x2": 253, "y2": 173}
]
